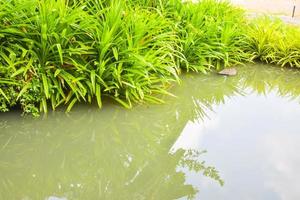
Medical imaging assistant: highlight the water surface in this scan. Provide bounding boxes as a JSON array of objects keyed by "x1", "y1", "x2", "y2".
[{"x1": 1, "y1": 64, "x2": 300, "y2": 200}]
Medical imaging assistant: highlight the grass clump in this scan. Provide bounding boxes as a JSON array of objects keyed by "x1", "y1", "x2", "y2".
[
  {"x1": 0, "y1": 0, "x2": 182, "y2": 115},
  {"x1": 0, "y1": 0, "x2": 300, "y2": 115},
  {"x1": 173, "y1": 0, "x2": 252, "y2": 72},
  {"x1": 245, "y1": 17, "x2": 300, "y2": 67},
  {"x1": 87, "y1": 1, "x2": 182, "y2": 108},
  {"x1": 0, "y1": 0, "x2": 96, "y2": 115}
]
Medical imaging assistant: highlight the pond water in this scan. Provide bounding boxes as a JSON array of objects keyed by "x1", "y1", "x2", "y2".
[{"x1": 1, "y1": 64, "x2": 300, "y2": 200}]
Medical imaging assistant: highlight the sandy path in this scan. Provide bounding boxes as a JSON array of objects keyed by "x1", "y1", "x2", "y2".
[{"x1": 230, "y1": 0, "x2": 300, "y2": 18}]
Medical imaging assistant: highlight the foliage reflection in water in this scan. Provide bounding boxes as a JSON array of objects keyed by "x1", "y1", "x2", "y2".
[{"x1": 0, "y1": 101, "x2": 223, "y2": 199}]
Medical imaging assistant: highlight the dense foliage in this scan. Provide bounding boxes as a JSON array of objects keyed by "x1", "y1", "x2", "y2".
[
  {"x1": 0, "y1": 0, "x2": 299, "y2": 115},
  {"x1": 245, "y1": 17, "x2": 300, "y2": 67}
]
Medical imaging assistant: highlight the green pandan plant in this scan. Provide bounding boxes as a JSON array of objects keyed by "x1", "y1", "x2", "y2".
[{"x1": 245, "y1": 16, "x2": 300, "y2": 68}]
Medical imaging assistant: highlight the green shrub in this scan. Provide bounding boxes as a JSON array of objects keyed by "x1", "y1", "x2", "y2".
[
  {"x1": 86, "y1": 0, "x2": 183, "y2": 108},
  {"x1": 0, "y1": 0, "x2": 182, "y2": 115},
  {"x1": 164, "y1": 0, "x2": 253, "y2": 72},
  {"x1": 245, "y1": 17, "x2": 300, "y2": 67}
]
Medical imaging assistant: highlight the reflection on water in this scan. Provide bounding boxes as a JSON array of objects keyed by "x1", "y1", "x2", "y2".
[
  {"x1": 1, "y1": 64, "x2": 300, "y2": 199},
  {"x1": 0, "y1": 109, "x2": 221, "y2": 200}
]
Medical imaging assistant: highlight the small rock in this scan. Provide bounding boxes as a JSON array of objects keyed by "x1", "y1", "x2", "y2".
[{"x1": 218, "y1": 68, "x2": 237, "y2": 76}]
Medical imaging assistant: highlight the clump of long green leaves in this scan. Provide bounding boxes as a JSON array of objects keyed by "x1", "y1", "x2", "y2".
[
  {"x1": 0, "y1": 0, "x2": 182, "y2": 115},
  {"x1": 0, "y1": 0, "x2": 97, "y2": 115},
  {"x1": 1, "y1": 0, "x2": 300, "y2": 115},
  {"x1": 173, "y1": 0, "x2": 253, "y2": 72},
  {"x1": 87, "y1": 0, "x2": 183, "y2": 108},
  {"x1": 245, "y1": 17, "x2": 300, "y2": 67},
  {"x1": 129, "y1": 0, "x2": 253, "y2": 72}
]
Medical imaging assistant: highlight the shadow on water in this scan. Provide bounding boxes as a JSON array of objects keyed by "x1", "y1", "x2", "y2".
[{"x1": 1, "y1": 64, "x2": 300, "y2": 199}]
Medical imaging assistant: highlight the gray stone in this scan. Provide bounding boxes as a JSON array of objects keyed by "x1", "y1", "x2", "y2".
[{"x1": 218, "y1": 68, "x2": 237, "y2": 76}]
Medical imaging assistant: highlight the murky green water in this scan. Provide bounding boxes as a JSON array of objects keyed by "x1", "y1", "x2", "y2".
[{"x1": 1, "y1": 64, "x2": 300, "y2": 200}]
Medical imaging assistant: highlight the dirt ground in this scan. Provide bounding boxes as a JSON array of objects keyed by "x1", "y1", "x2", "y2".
[{"x1": 230, "y1": 0, "x2": 300, "y2": 18}]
